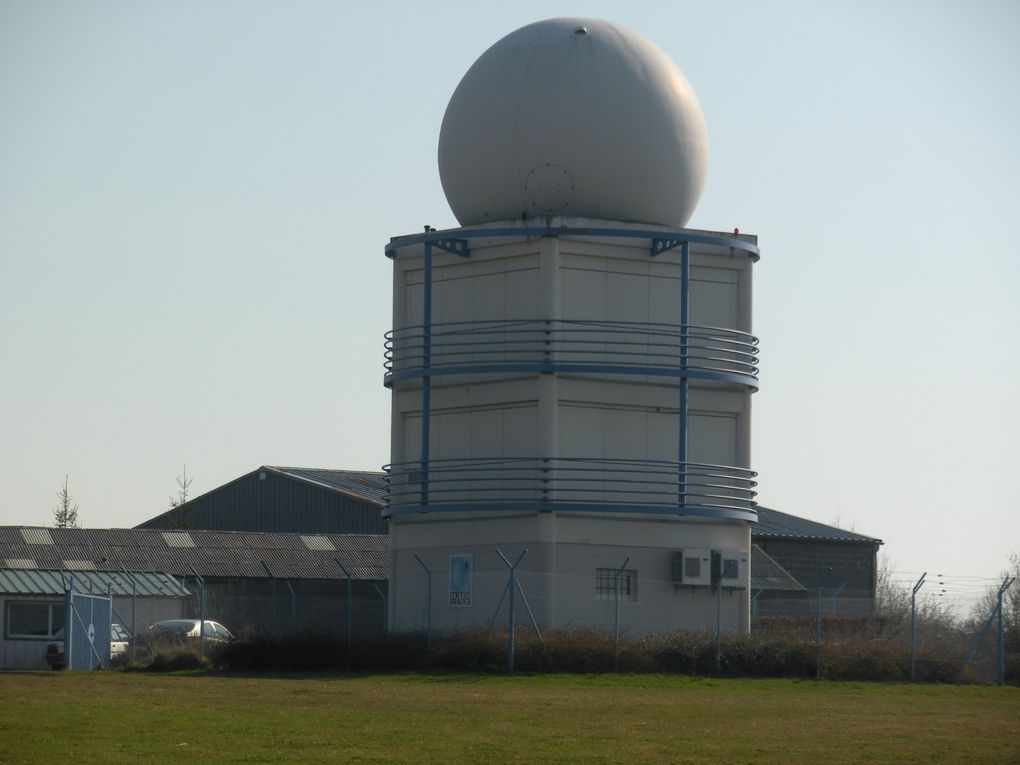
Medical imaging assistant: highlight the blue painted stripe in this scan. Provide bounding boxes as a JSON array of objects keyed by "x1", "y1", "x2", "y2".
[{"x1": 385, "y1": 225, "x2": 760, "y2": 261}]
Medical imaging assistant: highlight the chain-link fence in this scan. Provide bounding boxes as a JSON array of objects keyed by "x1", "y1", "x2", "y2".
[
  {"x1": 151, "y1": 556, "x2": 1016, "y2": 684},
  {"x1": 394, "y1": 549, "x2": 1017, "y2": 683},
  {"x1": 175, "y1": 576, "x2": 387, "y2": 639}
]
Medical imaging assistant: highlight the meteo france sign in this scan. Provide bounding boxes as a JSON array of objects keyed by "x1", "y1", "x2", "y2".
[{"x1": 449, "y1": 554, "x2": 473, "y2": 608}]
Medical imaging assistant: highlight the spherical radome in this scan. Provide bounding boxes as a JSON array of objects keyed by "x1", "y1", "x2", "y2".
[{"x1": 438, "y1": 18, "x2": 709, "y2": 228}]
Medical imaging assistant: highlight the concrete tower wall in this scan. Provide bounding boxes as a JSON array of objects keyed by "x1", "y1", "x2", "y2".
[{"x1": 385, "y1": 220, "x2": 758, "y2": 635}]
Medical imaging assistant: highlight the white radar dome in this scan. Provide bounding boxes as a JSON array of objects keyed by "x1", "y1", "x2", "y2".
[{"x1": 438, "y1": 18, "x2": 709, "y2": 228}]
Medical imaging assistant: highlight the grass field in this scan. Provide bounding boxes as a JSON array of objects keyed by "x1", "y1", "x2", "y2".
[{"x1": 0, "y1": 672, "x2": 1017, "y2": 765}]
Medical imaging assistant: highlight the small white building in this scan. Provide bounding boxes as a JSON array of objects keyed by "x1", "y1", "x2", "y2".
[{"x1": 0, "y1": 564, "x2": 187, "y2": 670}]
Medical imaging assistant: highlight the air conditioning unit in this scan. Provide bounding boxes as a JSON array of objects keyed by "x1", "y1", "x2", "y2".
[
  {"x1": 671, "y1": 548, "x2": 711, "y2": 587},
  {"x1": 711, "y1": 550, "x2": 748, "y2": 589}
]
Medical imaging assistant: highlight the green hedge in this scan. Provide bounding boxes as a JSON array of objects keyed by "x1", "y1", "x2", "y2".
[{"x1": 203, "y1": 627, "x2": 1015, "y2": 684}]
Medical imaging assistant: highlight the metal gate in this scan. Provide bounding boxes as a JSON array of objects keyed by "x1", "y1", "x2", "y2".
[{"x1": 63, "y1": 580, "x2": 113, "y2": 670}]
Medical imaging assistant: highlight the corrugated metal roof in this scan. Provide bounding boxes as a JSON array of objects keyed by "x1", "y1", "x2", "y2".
[
  {"x1": 0, "y1": 527, "x2": 388, "y2": 582},
  {"x1": 753, "y1": 507, "x2": 881, "y2": 544},
  {"x1": 21, "y1": 528, "x2": 54, "y2": 545},
  {"x1": 267, "y1": 466, "x2": 386, "y2": 505},
  {"x1": 0, "y1": 569, "x2": 189, "y2": 597},
  {"x1": 750, "y1": 545, "x2": 805, "y2": 591}
]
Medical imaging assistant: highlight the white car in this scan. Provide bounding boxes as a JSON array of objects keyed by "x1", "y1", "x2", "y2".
[
  {"x1": 44, "y1": 623, "x2": 131, "y2": 669},
  {"x1": 145, "y1": 619, "x2": 234, "y2": 646}
]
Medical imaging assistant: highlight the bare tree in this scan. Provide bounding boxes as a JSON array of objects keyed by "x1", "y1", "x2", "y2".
[
  {"x1": 169, "y1": 465, "x2": 194, "y2": 528},
  {"x1": 972, "y1": 553, "x2": 1019, "y2": 645},
  {"x1": 53, "y1": 475, "x2": 79, "y2": 528}
]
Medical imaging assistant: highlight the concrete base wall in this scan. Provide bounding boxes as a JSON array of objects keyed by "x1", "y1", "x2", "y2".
[{"x1": 390, "y1": 513, "x2": 751, "y2": 636}]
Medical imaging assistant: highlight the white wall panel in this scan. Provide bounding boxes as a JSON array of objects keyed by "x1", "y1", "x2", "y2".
[
  {"x1": 470, "y1": 408, "x2": 504, "y2": 456},
  {"x1": 506, "y1": 267, "x2": 540, "y2": 317},
  {"x1": 503, "y1": 404, "x2": 538, "y2": 456},
  {"x1": 605, "y1": 271, "x2": 649, "y2": 323},
  {"x1": 688, "y1": 413, "x2": 736, "y2": 465},
  {"x1": 604, "y1": 408, "x2": 645, "y2": 458},
  {"x1": 559, "y1": 404, "x2": 605, "y2": 458},
  {"x1": 561, "y1": 267, "x2": 607, "y2": 321},
  {"x1": 691, "y1": 278, "x2": 737, "y2": 330},
  {"x1": 648, "y1": 274, "x2": 681, "y2": 325}
]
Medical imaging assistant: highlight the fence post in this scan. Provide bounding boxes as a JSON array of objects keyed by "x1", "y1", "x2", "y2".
[
  {"x1": 414, "y1": 555, "x2": 432, "y2": 649},
  {"x1": 190, "y1": 566, "x2": 206, "y2": 660},
  {"x1": 997, "y1": 577, "x2": 1015, "y2": 686},
  {"x1": 260, "y1": 561, "x2": 278, "y2": 634},
  {"x1": 335, "y1": 558, "x2": 354, "y2": 664},
  {"x1": 64, "y1": 577, "x2": 75, "y2": 670},
  {"x1": 815, "y1": 567, "x2": 832, "y2": 680},
  {"x1": 284, "y1": 580, "x2": 297, "y2": 631},
  {"x1": 715, "y1": 579, "x2": 722, "y2": 675},
  {"x1": 120, "y1": 566, "x2": 138, "y2": 663},
  {"x1": 957, "y1": 576, "x2": 1014, "y2": 684},
  {"x1": 613, "y1": 556, "x2": 631, "y2": 672},
  {"x1": 751, "y1": 584, "x2": 767, "y2": 622},
  {"x1": 370, "y1": 583, "x2": 387, "y2": 633},
  {"x1": 495, "y1": 548, "x2": 528, "y2": 673},
  {"x1": 830, "y1": 582, "x2": 847, "y2": 615},
  {"x1": 909, "y1": 572, "x2": 926, "y2": 682}
]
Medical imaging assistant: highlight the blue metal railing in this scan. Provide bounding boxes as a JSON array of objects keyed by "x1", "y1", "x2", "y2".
[
  {"x1": 384, "y1": 319, "x2": 759, "y2": 388},
  {"x1": 384, "y1": 224, "x2": 761, "y2": 262},
  {"x1": 384, "y1": 457, "x2": 757, "y2": 521}
]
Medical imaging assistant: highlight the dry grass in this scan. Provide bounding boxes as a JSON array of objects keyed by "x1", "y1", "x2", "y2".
[{"x1": 0, "y1": 671, "x2": 1017, "y2": 764}]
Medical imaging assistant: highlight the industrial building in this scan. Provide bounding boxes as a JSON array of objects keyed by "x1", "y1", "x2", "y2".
[
  {"x1": 1, "y1": 470, "x2": 878, "y2": 669},
  {"x1": 0, "y1": 526, "x2": 387, "y2": 669},
  {"x1": 134, "y1": 466, "x2": 879, "y2": 618},
  {"x1": 137, "y1": 466, "x2": 387, "y2": 535}
]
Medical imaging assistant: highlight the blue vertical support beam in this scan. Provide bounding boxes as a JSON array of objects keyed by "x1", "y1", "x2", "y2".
[
  {"x1": 414, "y1": 555, "x2": 432, "y2": 649},
  {"x1": 909, "y1": 572, "x2": 926, "y2": 681},
  {"x1": 678, "y1": 240, "x2": 690, "y2": 509},
  {"x1": 420, "y1": 242, "x2": 433, "y2": 509},
  {"x1": 613, "y1": 556, "x2": 631, "y2": 672}
]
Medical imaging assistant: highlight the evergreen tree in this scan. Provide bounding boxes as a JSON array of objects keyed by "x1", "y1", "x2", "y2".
[{"x1": 53, "y1": 475, "x2": 79, "y2": 528}]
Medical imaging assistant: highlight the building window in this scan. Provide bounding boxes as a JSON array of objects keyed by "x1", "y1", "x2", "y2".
[
  {"x1": 596, "y1": 568, "x2": 637, "y2": 602},
  {"x1": 5, "y1": 600, "x2": 65, "y2": 640}
]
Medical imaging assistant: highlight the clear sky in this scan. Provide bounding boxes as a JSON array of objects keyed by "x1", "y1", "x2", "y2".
[{"x1": 2, "y1": 1, "x2": 1017, "y2": 611}]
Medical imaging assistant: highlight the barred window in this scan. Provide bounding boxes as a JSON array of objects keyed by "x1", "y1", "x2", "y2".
[{"x1": 596, "y1": 568, "x2": 637, "y2": 602}]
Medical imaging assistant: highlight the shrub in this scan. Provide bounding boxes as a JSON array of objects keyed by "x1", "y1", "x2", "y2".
[
  {"x1": 166, "y1": 624, "x2": 1015, "y2": 685},
  {"x1": 124, "y1": 646, "x2": 214, "y2": 673}
]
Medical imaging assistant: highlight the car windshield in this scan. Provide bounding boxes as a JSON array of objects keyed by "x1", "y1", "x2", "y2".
[{"x1": 152, "y1": 621, "x2": 196, "y2": 634}]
